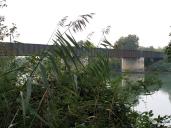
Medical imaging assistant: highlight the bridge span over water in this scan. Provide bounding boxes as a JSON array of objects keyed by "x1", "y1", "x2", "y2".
[{"x1": 0, "y1": 42, "x2": 164, "y2": 72}]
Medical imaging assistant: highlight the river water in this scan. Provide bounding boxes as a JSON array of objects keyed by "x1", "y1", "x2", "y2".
[{"x1": 132, "y1": 73, "x2": 171, "y2": 117}]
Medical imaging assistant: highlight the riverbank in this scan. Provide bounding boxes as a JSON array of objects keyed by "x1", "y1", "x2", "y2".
[{"x1": 146, "y1": 60, "x2": 171, "y2": 72}]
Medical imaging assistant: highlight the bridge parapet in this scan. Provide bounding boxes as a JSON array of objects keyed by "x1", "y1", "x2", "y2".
[
  {"x1": 75, "y1": 48, "x2": 164, "y2": 59},
  {"x1": 0, "y1": 42, "x2": 164, "y2": 59}
]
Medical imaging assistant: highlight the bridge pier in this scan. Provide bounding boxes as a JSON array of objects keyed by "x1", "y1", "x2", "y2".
[{"x1": 121, "y1": 57, "x2": 144, "y2": 73}]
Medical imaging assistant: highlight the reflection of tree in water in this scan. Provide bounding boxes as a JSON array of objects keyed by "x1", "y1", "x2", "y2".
[
  {"x1": 159, "y1": 73, "x2": 171, "y2": 102},
  {"x1": 121, "y1": 73, "x2": 162, "y2": 105}
]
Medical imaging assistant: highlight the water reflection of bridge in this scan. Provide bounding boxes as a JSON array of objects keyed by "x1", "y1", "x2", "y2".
[
  {"x1": 0, "y1": 42, "x2": 164, "y2": 72},
  {"x1": 122, "y1": 73, "x2": 144, "y2": 86}
]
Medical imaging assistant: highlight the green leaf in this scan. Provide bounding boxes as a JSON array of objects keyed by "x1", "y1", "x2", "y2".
[
  {"x1": 39, "y1": 63, "x2": 49, "y2": 88},
  {"x1": 20, "y1": 91, "x2": 26, "y2": 126},
  {"x1": 48, "y1": 52, "x2": 60, "y2": 81},
  {"x1": 29, "y1": 108, "x2": 49, "y2": 126},
  {"x1": 26, "y1": 77, "x2": 32, "y2": 109}
]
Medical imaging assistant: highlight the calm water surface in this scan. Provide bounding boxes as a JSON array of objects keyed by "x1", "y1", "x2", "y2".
[{"x1": 134, "y1": 73, "x2": 171, "y2": 117}]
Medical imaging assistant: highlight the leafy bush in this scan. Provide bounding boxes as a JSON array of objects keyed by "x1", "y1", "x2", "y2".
[{"x1": 147, "y1": 60, "x2": 171, "y2": 72}]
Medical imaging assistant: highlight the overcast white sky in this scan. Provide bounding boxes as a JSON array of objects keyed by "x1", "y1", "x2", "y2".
[{"x1": 1, "y1": 0, "x2": 171, "y2": 48}]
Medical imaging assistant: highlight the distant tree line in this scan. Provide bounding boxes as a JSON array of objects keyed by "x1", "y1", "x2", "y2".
[
  {"x1": 114, "y1": 34, "x2": 164, "y2": 52},
  {"x1": 78, "y1": 34, "x2": 164, "y2": 52}
]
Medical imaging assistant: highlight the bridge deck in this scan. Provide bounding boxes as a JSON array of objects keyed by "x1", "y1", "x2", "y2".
[{"x1": 0, "y1": 42, "x2": 164, "y2": 58}]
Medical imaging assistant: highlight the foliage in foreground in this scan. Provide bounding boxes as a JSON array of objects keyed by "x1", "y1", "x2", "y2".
[{"x1": 0, "y1": 49, "x2": 169, "y2": 128}]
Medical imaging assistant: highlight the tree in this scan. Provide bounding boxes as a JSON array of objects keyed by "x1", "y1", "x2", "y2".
[
  {"x1": 165, "y1": 31, "x2": 171, "y2": 62},
  {"x1": 115, "y1": 34, "x2": 139, "y2": 50},
  {"x1": 0, "y1": 0, "x2": 6, "y2": 8},
  {"x1": 0, "y1": 0, "x2": 18, "y2": 42},
  {"x1": 165, "y1": 42, "x2": 171, "y2": 62}
]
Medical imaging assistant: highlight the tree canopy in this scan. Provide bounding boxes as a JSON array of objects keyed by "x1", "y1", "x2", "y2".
[
  {"x1": 0, "y1": 0, "x2": 18, "y2": 42},
  {"x1": 115, "y1": 34, "x2": 139, "y2": 50},
  {"x1": 165, "y1": 42, "x2": 171, "y2": 62}
]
